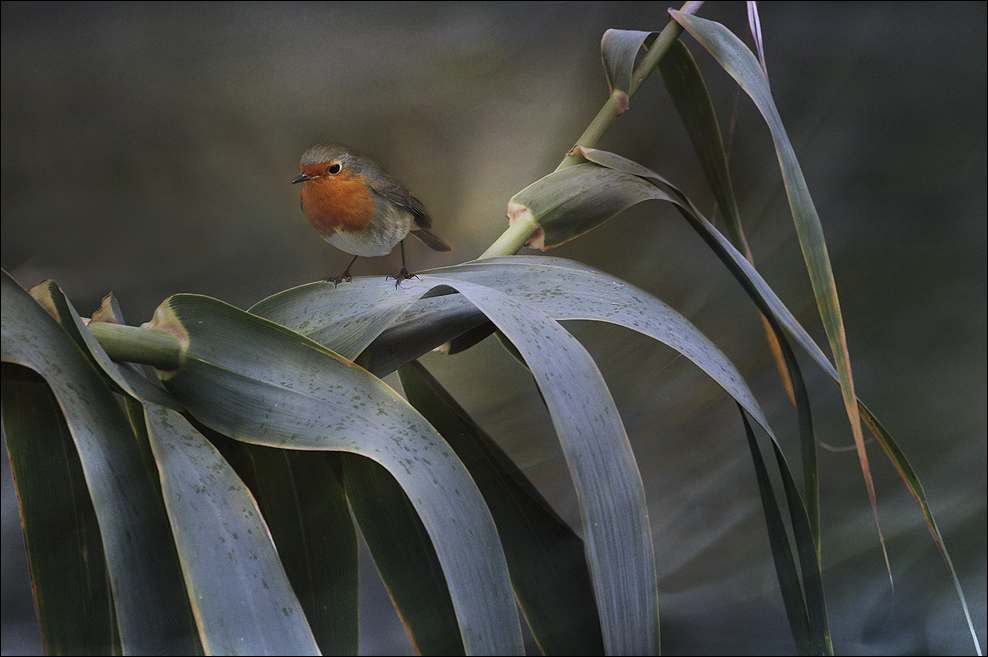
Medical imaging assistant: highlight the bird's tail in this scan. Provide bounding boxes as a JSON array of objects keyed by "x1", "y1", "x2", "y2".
[{"x1": 410, "y1": 227, "x2": 452, "y2": 252}]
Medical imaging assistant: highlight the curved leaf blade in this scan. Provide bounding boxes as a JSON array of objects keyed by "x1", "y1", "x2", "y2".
[
  {"x1": 669, "y1": 4, "x2": 885, "y2": 591},
  {"x1": 144, "y1": 403, "x2": 321, "y2": 656},
  {"x1": 148, "y1": 293, "x2": 524, "y2": 656},
  {"x1": 658, "y1": 39, "x2": 746, "y2": 250},
  {"x1": 470, "y1": 256, "x2": 830, "y2": 651},
  {"x1": 414, "y1": 276, "x2": 658, "y2": 655},
  {"x1": 601, "y1": 29, "x2": 657, "y2": 111},
  {"x1": 1, "y1": 365, "x2": 120, "y2": 655},
  {"x1": 740, "y1": 408, "x2": 813, "y2": 655},
  {"x1": 1, "y1": 271, "x2": 200, "y2": 654},
  {"x1": 508, "y1": 162, "x2": 667, "y2": 250},
  {"x1": 341, "y1": 453, "x2": 464, "y2": 655},
  {"x1": 215, "y1": 440, "x2": 359, "y2": 655},
  {"x1": 657, "y1": 38, "x2": 806, "y2": 532},
  {"x1": 249, "y1": 278, "x2": 428, "y2": 360},
  {"x1": 430, "y1": 257, "x2": 772, "y2": 435},
  {"x1": 427, "y1": 257, "x2": 834, "y2": 652},
  {"x1": 399, "y1": 360, "x2": 605, "y2": 655},
  {"x1": 583, "y1": 139, "x2": 980, "y2": 651}
]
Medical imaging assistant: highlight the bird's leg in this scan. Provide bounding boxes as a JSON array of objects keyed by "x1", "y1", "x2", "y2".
[
  {"x1": 328, "y1": 254, "x2": 359, "y2": 287},
  {"x1": 387, "y1": 241, "x2": 419, "y2": 288}
]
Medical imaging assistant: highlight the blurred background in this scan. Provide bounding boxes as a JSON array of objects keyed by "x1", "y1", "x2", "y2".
[{"x1": 2, "y1": 2, "x2": 985, "y2": 654}]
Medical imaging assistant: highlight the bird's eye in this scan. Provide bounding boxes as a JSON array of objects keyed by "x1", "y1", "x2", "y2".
[{"x1": 328, "y1": 163, "x2": 342, "y2": 175}]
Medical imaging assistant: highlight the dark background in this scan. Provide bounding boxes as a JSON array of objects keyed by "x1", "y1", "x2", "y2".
[{"x1": 2, "y1": 2, "x2": 985, "y2": 654}]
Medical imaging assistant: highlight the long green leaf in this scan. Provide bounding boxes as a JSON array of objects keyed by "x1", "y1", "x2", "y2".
[
  {"x1": 668, "y1": 12, "x2": 855, "y2": 393},
  {"x1": 147, "y1": 293, "x2": 524, "y2": 656},
  {"x1": 740, "y1": 407, "x2": 813, "y2": 655},
  {"x1": 578, "y1": 144, "x2": 826, "y2": 561},
  {"x1": 247, "y1": 258, "x2": 829, "y2": 653},
  {"x1": 422, "y1": 259, "x2": 834, "y2": 653},
  {"x1": 428, "y1": 257, "x2": 771, "y2": 433},
  {"x1": 399, "y1": 360, "x2": 605, "y2": 655},
  {"x1": 508, "y1": 163, "x2": 666, "y2": 249},
  {"x1": 1, "y1": 271, "x2": 200, "y2": 654},
  {"x1": 215, "y1": 440, "x2": 359, "y2": 655},
  {"x1": 341, "y1": 452, "x2": 464, "y2": 655},
  {"x1": 144, "y1": 403, "x2": 321, "y2": 655},
  {"x1": 767, "y1": 426, "x2": 832, "y2": 655},
  {"x1": 249, "y1": 279, "x2": 426, "y2": 360},
  {"x1": 657, "y1": 38, "x2": 816, "y2": 551},
  {"x1": 601, "y1": 29, "x2": 657, "y2": 113},
  {"x1": 669, "y1": 5, "x2": 886, "y2": 591},
  {"x1": 1, "y1": 365, "x2": 120, "y2": 655},
  {"x1": 410, "y1": 277, "x2": 658, "y2": 655},
  {"x1": 583, "y1": 136, "x2": 980, "y2": 652},
  {"x1": 461, "y1": 257, "x2": 827, "y2": 652},
  {"x1": 658, "y1": 38, "x2": 745, "y2": 248}
]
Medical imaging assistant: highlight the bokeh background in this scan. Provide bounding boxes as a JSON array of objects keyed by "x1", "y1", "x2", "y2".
[{"x1": 2, "y1": 2, "x2": 985, "y2": 654}]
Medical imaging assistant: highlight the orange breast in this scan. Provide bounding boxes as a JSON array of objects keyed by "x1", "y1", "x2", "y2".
[{"x1": 300, "y1": 170, "x2": 375, "y2": 236}]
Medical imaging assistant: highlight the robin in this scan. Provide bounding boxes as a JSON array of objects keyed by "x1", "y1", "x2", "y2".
[{"x1": 292, "y1": 143, "x2": 451, "y2": 286}]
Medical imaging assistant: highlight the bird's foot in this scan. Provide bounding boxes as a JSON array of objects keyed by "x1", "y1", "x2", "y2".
[
  {"x1": 387, "y1": 268, "x2": 419, "y2": 288},
  {"x1": 326, "y1": 272, "x2": 353, "y2": 288}
]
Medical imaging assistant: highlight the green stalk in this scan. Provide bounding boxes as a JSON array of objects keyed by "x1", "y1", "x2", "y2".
[
  {"x1": 479, "y1": 0, "x2": 704, "y2": 259},
  {"x1": 480, "y1": 209, "x2": 541, "y2": 259},
  {"x1": 558, "y1": 1, "x2": 704, "y2": 172},
  {"x1": 87, "y1": 321, "x2": 183, "y2": 371}
]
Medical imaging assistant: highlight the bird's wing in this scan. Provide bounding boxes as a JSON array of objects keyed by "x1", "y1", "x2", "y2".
[{"x1": 370, "y1": 177, "x2": 433, "y2": 229}]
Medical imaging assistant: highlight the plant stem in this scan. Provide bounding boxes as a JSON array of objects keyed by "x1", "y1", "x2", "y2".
[
  {"x1": 88, "y1": 321, "x2": 183, "y2": 370},
  {"x1": 558, "y1": 1, "x2": 703, "y2": 171},
  {"x1": 478, "y1": 205, "x2": 541, "y2": 259},
  {"x1": 479, "y1": 0, "x2": 703, "y2": 260}
]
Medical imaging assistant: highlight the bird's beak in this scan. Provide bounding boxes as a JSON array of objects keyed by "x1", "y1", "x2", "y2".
[{"x1": 292, "y1": 173, "x2": 314, "y2": 184}]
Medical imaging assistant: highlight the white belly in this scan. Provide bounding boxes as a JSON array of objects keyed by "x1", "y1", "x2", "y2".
[{"x1": 322, "y1": 201, "x2": 414, "y2": 257}]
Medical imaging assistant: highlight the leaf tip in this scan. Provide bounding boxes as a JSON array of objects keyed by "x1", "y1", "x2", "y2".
[
  {"x1": 27, "y1": 280, "x2": 60, "y2": 320},
  {"x1": 91, "y1": 293, "x2": 124, "y2": 325}
]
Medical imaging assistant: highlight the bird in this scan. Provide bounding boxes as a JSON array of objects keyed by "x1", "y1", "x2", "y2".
[{"x1": 292, "y1": 143, "x2": 451, "y2": 286}]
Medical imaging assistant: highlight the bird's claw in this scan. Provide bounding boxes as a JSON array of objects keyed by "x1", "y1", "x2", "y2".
[
  {"x1": 387, "y1": 268, "x2": 419, "y2": 288},
  {"x1": 326, "y1": 273, "x2": 353, "y2": 288}
]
